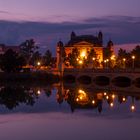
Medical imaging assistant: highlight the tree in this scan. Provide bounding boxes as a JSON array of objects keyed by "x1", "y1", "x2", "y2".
[
  {"x1": 20, "y1": 39, "x2": 38, "y2": 65},
  {"x1": 0, "y1": 49, "x2": 25, "y2": 72},
  {"x1": 43, "y1": 49, "x2": 52, "y2": 66},
  {"x1": 131, "y1": 45, "x2": 140, "y2": 68},
  {"x1": 117, "y1": 48, "x2": 130, "y2": 68},
  {"x1": 68, "y1": 48, "x2": 80, "y2": 67},
  {"x1": 30, "y1": 51, "x2": 42, "y2": 66}
]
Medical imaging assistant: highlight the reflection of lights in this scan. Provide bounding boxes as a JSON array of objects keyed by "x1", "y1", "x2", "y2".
[
  {"x1": 112, "y1": 94, "x2": 115, "y2": 99},
  {"x1": 37, "y1": 90, "x2": 41, "y2": 95},
  {"x1": 131, "y1": 105, "x2": 135, "y2": 111},
  {"x1": 92, "y1": 100, "x2": 95, "y2": 104},
  {"x1": 37, "y1": 62, "x2": 41, "y2": 66},
  {"x1": 104, "y1": 92, "x2": 107, "y2": 96},
  {"x1": 123, "y1": 97, "x2": 126, "y2": 102},
  {"x1": 110, "y1": 103, "x2": 114, "y2": 107},
  {"x1": 106, "y1": 96, "x2": 109, "y2": 99}
]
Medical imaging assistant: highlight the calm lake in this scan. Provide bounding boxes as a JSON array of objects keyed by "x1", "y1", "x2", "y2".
[{"x1": 0, "y1": 82, "x2": 140, "y2": 140}]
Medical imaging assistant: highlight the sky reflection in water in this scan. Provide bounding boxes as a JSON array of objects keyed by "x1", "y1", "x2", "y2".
[{"x1": 0, "y1": 84, "x2": 140, "y2": 140}]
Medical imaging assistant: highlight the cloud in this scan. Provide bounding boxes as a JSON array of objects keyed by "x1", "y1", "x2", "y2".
[
  {"x1": 0, "y1": 10, "x2": 11, "y2": 14},
  {"x1": 0, "y1": 15, "x2": 140, "y2": 55}
]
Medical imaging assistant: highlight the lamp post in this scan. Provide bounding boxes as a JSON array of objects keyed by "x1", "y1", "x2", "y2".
[
  {"x1": 132, "y1": 55, "x2": 135, "y2": 69},
  {"x1": 104, "y1": 60, "x2": 107, "y2": 68},
  {"x1": 123, "y1": 58, "x2": 126, "y2": 69}
]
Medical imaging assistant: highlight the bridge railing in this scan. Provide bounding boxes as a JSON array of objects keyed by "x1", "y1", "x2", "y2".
[{"x1": 64, "y1": 68, "x2": 140, "y2": 73}]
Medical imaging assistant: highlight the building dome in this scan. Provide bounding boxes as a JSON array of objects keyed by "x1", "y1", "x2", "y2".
[{"x1": 57, "y1": 40, "x2": 64, "y2": 47}]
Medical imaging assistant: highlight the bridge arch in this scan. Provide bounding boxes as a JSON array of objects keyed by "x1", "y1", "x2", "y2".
[
  {"x1": 94, "y1": 76, "x2": 110, "y2": 86},
  {"x1": 63, "y1": 75, "x2": 76, "y2": 83},
  {"x1": 112, "y1": 76, "x2": 131, "y2": 87},
  {"x1": 77, "y1": 75, "x2": 92, "y2": 85},
  {"x1": 134, "y1": 77, "x2": 140, "y2": 88}
]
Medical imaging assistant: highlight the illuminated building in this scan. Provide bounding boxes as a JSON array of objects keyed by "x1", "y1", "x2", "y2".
[{"x1": 56, "y1": 31, "x2": 104, "y2": 68}]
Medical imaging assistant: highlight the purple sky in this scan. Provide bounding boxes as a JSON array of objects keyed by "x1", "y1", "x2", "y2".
[{"x1": 0, "y1": 0, "x2": 140, "y2": 22}]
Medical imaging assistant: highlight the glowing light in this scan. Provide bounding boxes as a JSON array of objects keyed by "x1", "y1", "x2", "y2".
[
  {"x1": 37, "y1": 90, "x2": 41, "y2": 95},
  {"x1": 106, "y1": 59, "x2": 109, "y2": 62},
  {"x1": 112, "y1": 94, "x2": 115, "y2": 99},
  {"x1": 92, "y1": 57, "x2": 95, "y2": 61},
  {"x1": 104, "y1": 92, "x2": 107, "y2": 96},
  {"x1": 79, "y1": 60, "x2": 83, "y2": 64},
  {"x1": 132, "y1": 55, "x2": 135, "y2": 59},
  {"x1": 76, "y1": 98, "x2": 79, "y2": 102},
  {"x1": 123, "y1": 58, "x2": 126, "y2": 62},
  {"x1": 92, "y1": 100, "x2": 95, "y2": 104},
  {"x1": 106, "y1": 96, "x2": 109, "y2": 99},
  {"x1": 77, "y1": 58, "x2": 79, "y2": 61},
  {"x1": 104, "y1": 60, "x2": 107, "y2": 63},
  {"x1": 80, "y1": 51, "x2": 86, "y2": 58},
  {"x1": 123, "y1": 97, "x2": 126, "y2": 102},
  {"x1": 37, "y1": 62, "x2": 41, "y2": 66},
  {"x1": 131, "y1": 105, "x2": 135, "y2": 111},
  {"x1": 110, "y1": 103, "x2": 114, "y2": 107}
]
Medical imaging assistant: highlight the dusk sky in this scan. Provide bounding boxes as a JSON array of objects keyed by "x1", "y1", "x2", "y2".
[
  {"x1": 0, "y1": 0, "x2": 140, "y2": 22},
  {"x1": 0, "y1": 0, "x2": 140, "y2": 54}
]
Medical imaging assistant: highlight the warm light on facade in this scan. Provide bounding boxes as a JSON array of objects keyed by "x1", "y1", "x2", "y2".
[
  {"x1": 79, "y1": 60, "x2": 83, "y2": 64},
  {"x1": 80, "y1": 51, "x2": 86, "y2": 58}
]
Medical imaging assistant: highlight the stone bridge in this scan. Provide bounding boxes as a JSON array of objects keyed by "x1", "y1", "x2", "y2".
[{"x1": 63, "y1": 68, "x2": 140, "y2": 90}]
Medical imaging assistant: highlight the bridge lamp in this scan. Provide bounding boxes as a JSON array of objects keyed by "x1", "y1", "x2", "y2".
[
  {"x1": 123, "y1": 58, "x2": 126, "y2": 69},
  {"x1": 104, "y1": 60, "x2": 107, "y2": 68},
  {"x1": 131, "y1": 55, "x2": 135, "y2": 69}
]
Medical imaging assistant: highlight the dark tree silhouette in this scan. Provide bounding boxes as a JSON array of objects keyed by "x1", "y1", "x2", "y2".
[
  {"x1": 0, "y1": 49, "x2": 25, "y2": 72},
  {"x1": 20, "y1": 39, "x2": 38, "y2": 65}
]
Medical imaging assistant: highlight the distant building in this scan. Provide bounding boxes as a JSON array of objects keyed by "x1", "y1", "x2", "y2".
[{"x1": 56, "y1": 31, "x2": 104, "y2": 68}]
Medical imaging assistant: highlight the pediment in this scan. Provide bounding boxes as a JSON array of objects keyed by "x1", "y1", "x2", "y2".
[{"x1": 74, "y1": 41, "x2": 93, "y2": 46}]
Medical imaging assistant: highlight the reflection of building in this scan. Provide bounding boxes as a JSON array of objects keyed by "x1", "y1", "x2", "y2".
[{"x1": 56, "y1": 31, "x2": 104, "y2": 68}]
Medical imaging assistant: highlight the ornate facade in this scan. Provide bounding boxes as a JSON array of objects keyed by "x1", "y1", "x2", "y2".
[{"x1": 57, "y1": 31, "x2": 104, "y2": 69}]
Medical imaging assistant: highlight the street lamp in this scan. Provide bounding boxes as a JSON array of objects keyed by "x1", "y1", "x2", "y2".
[
  {"x1": 132, "y1": 55, "x2": 135, "y2": 69},
  {"x1": 123, "y1": 58, "x2": 126, "y2": 69},
  {"x1": 37, "y1": 61, "x2": 41, "y2": 66}
]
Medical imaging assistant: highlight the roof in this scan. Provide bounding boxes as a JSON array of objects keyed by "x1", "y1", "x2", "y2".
[{"x1": 66, "y1": 35, "x2": 102, "y2": 47}]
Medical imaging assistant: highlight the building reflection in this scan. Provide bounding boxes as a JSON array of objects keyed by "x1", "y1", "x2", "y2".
[
  {"x1": 0, "y1": 84, "x2": 140, "y2": 113},
  {"x1": 57, "y1": 84, "x2": 140, "y2": 113}
]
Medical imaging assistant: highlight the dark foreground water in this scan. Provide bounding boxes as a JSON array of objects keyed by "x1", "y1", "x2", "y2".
[{"x1": 0, "y1": 83, "x2": 140, "y2": 140}]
